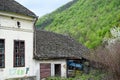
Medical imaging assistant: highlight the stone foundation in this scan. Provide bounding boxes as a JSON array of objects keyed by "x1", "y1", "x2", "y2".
[{"x1": 6, "y1": 76, "x2": 36, "y2": 80}]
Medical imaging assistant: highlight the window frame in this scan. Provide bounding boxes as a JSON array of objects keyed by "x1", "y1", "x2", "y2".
[
  {"x1": 0, "y1": 39, "x2": 5, "y2": 68},
  {"x1": 13, "y1": 40, "x2": 25, "y2": 67}
]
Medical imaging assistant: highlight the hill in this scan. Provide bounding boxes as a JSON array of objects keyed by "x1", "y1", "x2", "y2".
[{"x1": 36, "y1": 0, "x2": 120, "y2": 49}]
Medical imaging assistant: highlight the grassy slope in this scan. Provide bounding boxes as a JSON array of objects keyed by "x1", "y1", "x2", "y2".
[{"x1": 36, "y1": 0, "x2": 120, "y2": 48}]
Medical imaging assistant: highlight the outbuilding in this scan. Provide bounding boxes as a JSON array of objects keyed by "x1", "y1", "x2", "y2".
[{"x1": 34, "y1": 30, "x2": 89, "y2": 79}]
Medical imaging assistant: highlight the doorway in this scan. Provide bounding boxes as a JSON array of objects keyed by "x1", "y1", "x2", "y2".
[{"x1": 55, "y1": 64, "x2": 61, "y2": 77}]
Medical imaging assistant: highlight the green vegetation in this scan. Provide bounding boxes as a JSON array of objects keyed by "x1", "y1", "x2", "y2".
[
  {"x1": 36, "y1": 0, "x2": 120, "y2": 48},
  {"x1": 46, "y1": 70, "x2": 105, "y2": 80}
]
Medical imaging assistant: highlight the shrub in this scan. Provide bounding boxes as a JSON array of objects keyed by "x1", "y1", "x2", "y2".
[{"x1": 90, "y1": 40, "x2": 120, "y2": 80}]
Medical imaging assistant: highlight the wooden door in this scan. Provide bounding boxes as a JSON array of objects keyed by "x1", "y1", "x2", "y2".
[{"x1": 40, "y1": 63, "x2": 51, "y2": 79}]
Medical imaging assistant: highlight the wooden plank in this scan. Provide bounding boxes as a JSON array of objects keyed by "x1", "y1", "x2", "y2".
[{"x1": 40, "y1": 63, "x2": 51, "y2": 79}]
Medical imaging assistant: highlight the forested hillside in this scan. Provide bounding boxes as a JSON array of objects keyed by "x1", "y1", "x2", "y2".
[{"x1": 36, "y1": 0, "x2": 120, "y2": 49}]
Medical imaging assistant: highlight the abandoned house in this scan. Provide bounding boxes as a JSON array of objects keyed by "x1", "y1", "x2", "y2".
[
  {"x1": 0, "y1": 0, "x2": 89, "y2": 80},
  {"x1": 34, "y1": 30, "x2": 89, "y2": 79}
]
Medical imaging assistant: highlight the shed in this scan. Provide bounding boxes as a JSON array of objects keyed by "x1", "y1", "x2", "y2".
[{"x1": 34, "y1": 30, "x2": 89, "y2": 79}]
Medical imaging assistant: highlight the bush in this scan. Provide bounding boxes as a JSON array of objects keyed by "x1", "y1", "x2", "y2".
[
  {"x1": 90, "y1": 40, "x2": 120, "y2": 80},
  {"x1": 46, "y1": 70, "x2": 105, "y2": 80}
]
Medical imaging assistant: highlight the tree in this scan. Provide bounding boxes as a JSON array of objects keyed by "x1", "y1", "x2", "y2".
[{"x1": 90, "y1": 40, "x2": 120, "y2": 80}]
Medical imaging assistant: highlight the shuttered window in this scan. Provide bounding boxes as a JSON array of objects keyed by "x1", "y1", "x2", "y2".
[
  {"x1": 0, "y1": 39, "x2": 5, "y2": 68},
  {"x1": 14, "y1": 40, "x2": 25, "y2": 67}
]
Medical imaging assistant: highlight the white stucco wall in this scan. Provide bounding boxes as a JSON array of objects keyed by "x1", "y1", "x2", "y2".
[
  {"x1": 34, "y1": 59, "x2": 67, "y2": 80},
  {"x1": 0, "y1": 12, "x2": 34, "y2": 31},
  {"x1": 0, "y1": 12, "x2": 36, "y2": 80},
  {"x1": 0, "y1": 12, "x2": 68, "y2": 80}
]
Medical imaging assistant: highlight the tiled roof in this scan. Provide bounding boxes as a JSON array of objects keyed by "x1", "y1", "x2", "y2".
[
  {"x1": 34, "y1": 30, "x2": 89, "y2": 60},
  {"x1": 0, "y1": 0, "x2": 37, "y2": 17}
]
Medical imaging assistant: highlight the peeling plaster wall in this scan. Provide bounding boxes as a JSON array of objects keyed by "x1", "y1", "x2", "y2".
[
  {"x1": 34, "y1": 59, "x2": 67, "y2": 80},
  {"x1": 0, "y1": 12, "x2": 36, "y2": 80}
]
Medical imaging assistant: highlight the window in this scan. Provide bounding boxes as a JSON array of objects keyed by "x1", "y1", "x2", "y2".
[
  {"x1": 14, "y1": 40, "x2": 25, "y2": 67},
  {"x1": 17, "y1": 21, "x2": 21, "y2": 28},
  {"x1": 0, "y1": 39, "x2": 5, "y2": 68}
]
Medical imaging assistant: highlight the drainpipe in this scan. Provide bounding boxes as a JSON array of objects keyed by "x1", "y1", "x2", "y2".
[{"x1": 33, "y1": 16, "x2": 38, "y2": 58}]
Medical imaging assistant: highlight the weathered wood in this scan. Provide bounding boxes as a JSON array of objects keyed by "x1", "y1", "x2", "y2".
[{"x1": 40, "y1": 63, "x2": 51, "y2": 79}]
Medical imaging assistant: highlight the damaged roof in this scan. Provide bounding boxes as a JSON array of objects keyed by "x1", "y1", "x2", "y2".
[
  {"x1": 34, "y1": 30, "x2": 89, "y2": 60},
  {"x1": 0, "y1": 0, "x2": 36, "y2": 17}
]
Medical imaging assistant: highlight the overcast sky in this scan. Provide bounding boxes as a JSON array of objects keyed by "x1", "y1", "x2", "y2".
[{"x1": 15, "y1": 0, "x2": 72, "y2": 17}]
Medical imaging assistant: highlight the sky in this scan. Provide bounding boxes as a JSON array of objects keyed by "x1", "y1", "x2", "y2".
[{"x1": 15, "y1": 0, "x2": 72, "y2": 17}]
